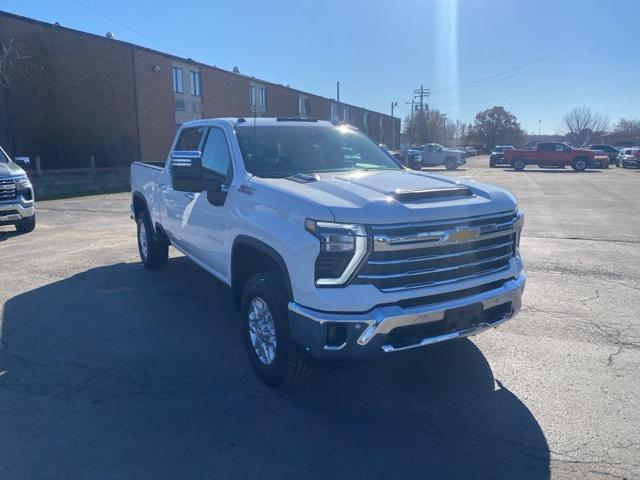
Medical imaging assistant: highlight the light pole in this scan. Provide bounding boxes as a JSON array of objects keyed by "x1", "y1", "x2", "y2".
[{"x1": 539, "y1": 120, "x2": 541, "y2": 137}]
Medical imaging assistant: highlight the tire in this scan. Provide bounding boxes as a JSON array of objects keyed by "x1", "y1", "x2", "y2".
[
  {"x1": 15, "y1": 214, "x2": 36, "y2": 233},
  {"x1": 444, "y1": 158, "x2": 458, "y2": 170},
  {"x1": 136, "y1": 212, "x2": 168, "y2": 269},
  {"x1": 241, "y1": 272, "x2": 311, "y2": 387},
  {"x1": 489, "y1": 159, "x2": 496, "y2": 168},
  {"x1": 513, "y1": 158, "x2": 526, "y2": 171},
  {"x1": 572, "y1": 157, "x2": 587, "y2": 172}
]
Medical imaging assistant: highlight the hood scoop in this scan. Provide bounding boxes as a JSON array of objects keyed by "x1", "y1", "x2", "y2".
[
  {"x1": 387, "y1": 186, "x2": 473, "y2": 203},
  {"x1": 285, "y1": 173, "x2": 318, "y2": 184}
]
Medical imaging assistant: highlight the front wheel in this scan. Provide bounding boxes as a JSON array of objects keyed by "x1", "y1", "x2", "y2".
[
  {"x1": 513, "y1": 158, "x2": 526, "y2": 171},
  {"x1": 241, "y1": 272, "x2": 311, "y2": 387},
  {"x1": 489, "y1": 159, "x2": 497, "y2": 168},
  {"x1": 444, "y1": 158, "x2": 458, "y2": 170}
]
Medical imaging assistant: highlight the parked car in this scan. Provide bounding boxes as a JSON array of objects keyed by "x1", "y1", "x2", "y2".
[
  {"x1": 400, "y1": 148, "x2": 423, "y2": 170},
  {"x1": 504, "y1": 142, "x2": 608, "y2": 172},
  {"x1": 465, "y1": 147, "x2": 478, "y2": 157},
  {"x1": 0, "y1": 146, "x2": 36, "y2": 233},
  {"x1": 421, "y1": 143, "x2": 466, "y2": 170},
  {"x1": 130, "y1": 117, "x2": 525, "y2": 386},
  {"x1": 489, "y1": 145, "x2": 515, "y2": 167},
  {"x1": 585, "y1": 144, "x2": 619, "y2": 165},
  {"x1": 620, "y1": 147, "x2": 640, "y2": 168}
]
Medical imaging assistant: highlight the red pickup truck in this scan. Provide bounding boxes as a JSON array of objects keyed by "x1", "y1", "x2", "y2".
[{"x1": 504, "y1": 142, "x2": 608, "y2": 172}]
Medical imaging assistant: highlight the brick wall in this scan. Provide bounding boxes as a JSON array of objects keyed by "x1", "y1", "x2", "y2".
[{"x1": 0, "y1": 10, "x2": 401, "y2": 176}]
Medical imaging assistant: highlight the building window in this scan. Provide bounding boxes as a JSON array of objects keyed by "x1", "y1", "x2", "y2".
[
  {"x1": 259, "y1": 86, "x2": 266, "y2": 109},
  {"x1": 174, "y1": 99, "x2": 185, "y2": 112},
  {"x1": 249, "y1": 85, "x2": 256, "y2": 107},
  {"x1": 172, "y1": 66, "x2": 184, "y2": 93},
  {"x1": 189, "y1": 71, "x2": 200, "y2": 96},
  {"x1": 298, "y1": 94, "x2": 309, "y2": 117},
  {"x1": 330, "y1": 103, "x2": 338, "y2": 122},
  {"x1": 343, "y1": 106, "x2": 349, "y2": 123}
]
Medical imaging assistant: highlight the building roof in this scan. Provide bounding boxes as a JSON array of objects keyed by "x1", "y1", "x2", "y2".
[{"x1": 0, "y1": 9, "x2": 395, "y2": 120}]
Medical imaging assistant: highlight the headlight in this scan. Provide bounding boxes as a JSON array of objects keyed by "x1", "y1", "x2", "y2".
[
  {"x1": 304, "y1": 219, "x2": 368, "y2": 286},
  {"x1": 13, "y1": 174, "x2": 31, "y2": 188}
]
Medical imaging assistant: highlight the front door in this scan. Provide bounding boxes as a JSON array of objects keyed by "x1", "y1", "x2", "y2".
[
  {"x1": 181, "y1": 125, "x2": 235, "y2": 281},
  {"x1": 160, "y1": 126, "x2": 208, "y2": 249}
]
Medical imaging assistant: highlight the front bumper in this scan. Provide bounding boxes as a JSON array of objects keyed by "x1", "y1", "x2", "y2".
[
  {"x1": 0, "y1": 199, "x2": 35, "y2": 224},
  {"x1": 289, "y1": 273, "x2": 525, "y2": 361}
]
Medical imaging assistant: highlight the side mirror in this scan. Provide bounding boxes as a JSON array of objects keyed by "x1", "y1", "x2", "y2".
[
  {"x1": 14, "y1": 156, "x2": 30, "y2": 166},
  {"x1": 170, "y1": 150, "x2": 204, "y2": 192}
]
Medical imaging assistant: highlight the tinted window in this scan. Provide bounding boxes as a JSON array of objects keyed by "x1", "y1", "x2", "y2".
[
  {"x1": 539, "y1": 143, "x2": 554, "y2": 152},
  {"x1": 201, "y1": 128, "x2": 233, "y2": 179},
  {"x1": 175, "y1": 127, "x2": 207, "y2": 151},
  {"x1": 0, "y1": 147, "x2": 8, "y2": 163},
  {"x1": 236, "y1": 125, "x2": 399, "y2": 177}
]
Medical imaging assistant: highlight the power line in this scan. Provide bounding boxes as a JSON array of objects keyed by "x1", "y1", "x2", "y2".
[
  {"x1": 340, "y1": 86, "x2": 388, "y2": 107},
  {"x1": 70, "y1": 0, "x2": 175, "y2": 52},
  {"x1": 430, "y1": 63, "x2": 640, "y2": 108},
  {"x1": 431, "y1": 52, "x2": 557, "y2": 93}
]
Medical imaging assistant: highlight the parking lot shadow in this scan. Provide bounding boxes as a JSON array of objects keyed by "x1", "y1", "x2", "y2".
[{"x1": 0, "y1": 258, "x2": 549, "y2": 479}]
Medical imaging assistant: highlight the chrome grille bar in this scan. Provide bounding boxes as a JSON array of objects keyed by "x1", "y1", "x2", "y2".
[{"x1": 359, "y1": 253, "x2": 513, "y2": 280}]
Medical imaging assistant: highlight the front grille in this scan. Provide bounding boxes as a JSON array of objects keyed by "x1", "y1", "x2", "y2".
[
  {"x1": 0, "y1": 178, "x2": 17, "y2": 200},
  {"x1": 357, "y1": 211, "x2": 520, "y2": 292}
]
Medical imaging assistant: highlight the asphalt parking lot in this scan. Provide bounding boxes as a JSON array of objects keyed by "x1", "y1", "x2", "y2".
[{"x1": 1, "y1": 157, "x2": 639, "y2": 480}]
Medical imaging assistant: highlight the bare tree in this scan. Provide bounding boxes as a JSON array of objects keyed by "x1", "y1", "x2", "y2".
[
  {"x1": 560, "y1": 107, "x2": 610, "y2": 145},
  {"x1": 613, "y1": 118, "x2": 640, "y2": 131},
  {"x1": 0, "y1": 37, "x2": 38, "y2": 156}
]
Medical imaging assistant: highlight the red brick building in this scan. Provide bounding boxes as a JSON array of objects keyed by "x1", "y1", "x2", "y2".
[{"x1": 0, "y1": 11, "x2": 400, "y2": 167}]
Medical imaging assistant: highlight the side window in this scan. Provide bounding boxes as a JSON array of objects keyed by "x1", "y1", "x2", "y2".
[
  {"x1": 175, "y1": 127, "x2": 206, "y2": 151},
  {"x1": 201, "y1": 128, "x2": 233, "y2": 180},
  {"x1": 554, "y1": 144, "x2": 564, "y2": 152}
]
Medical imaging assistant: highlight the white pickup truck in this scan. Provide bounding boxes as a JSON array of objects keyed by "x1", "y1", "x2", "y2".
[{"x1": 131, "y1": 118, "x2": 525, "y2": 386}]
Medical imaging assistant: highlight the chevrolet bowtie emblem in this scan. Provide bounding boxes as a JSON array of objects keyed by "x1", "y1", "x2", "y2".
[{"x1": 444, "y1": 226, "x2": 481, "y2": 243}]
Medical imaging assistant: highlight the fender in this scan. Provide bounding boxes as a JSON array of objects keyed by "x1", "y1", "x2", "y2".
[{"x1": 231, "y1": 235, "x2": 294, "y2": 304}]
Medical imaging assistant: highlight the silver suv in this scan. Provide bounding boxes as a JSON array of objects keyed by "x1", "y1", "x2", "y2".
[{"x1": 0, "y1": 146, "x2": 36, "y2": 233}]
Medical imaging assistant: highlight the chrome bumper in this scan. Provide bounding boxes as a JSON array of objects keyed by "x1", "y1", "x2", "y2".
[
  {"x1": 0, "y1": 201, "x2": 35, "y2": 222},
  {"x1": 288, "y1": 274, "x2": 525, "y2": 358}
]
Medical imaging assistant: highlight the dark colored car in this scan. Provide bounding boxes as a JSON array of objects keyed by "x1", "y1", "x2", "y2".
[
  {"x1": 585, "y1": 144, "x2": 619, "y2": 165},
  {"x1": 489, "y1": 145, "x2": 515, "y2": 167}
]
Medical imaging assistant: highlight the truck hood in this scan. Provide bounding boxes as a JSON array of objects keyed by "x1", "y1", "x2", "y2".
[
  {"x1": 256, "y1": 169, "x2": 517, "y2": 224},
  {"x1": 0, "y1": 161, "x2": 25, "y2": 178}
]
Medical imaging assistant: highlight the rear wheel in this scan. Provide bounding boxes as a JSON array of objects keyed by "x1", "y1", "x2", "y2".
[
  {"x1": 137, "y1": 212, "x2": 168, "y2": 269},
  {"x1": 572, "y1": 157, "x2": 587, "y2": 172},
  {"x1": 513, "y1": 158, "x2": 526, "y2": 171},
  {"x1": 241, "y1": 272, "x2": 311, "y2": 387},
  {"x1": 15, "y1": 214, "x2": 36, "y2": 233}
]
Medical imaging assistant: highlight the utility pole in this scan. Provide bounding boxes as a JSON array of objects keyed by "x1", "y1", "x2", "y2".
[
  {"x1": 413, "y1": 85, "x2": 431, "y2": 145},
  {"x1": 405, "y1": 99, "x2": 415, "y2": 146},
  {"x1": 336, "y1": 81, "x2": 341, "y2": 122},
  {"x1": 390, "y1": 101, "x2": 398, "y2": 149},
  {"x1": 441, "y1": 113, "x2": 448, "y2": 145},
  {"x1": 538, "y1": 119, "x2": 541, "y2": 137}
]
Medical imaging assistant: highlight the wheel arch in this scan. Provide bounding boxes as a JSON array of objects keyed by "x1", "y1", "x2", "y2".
[{"x1": 231, "y1": 235, "x2": 293, "y2": 311}]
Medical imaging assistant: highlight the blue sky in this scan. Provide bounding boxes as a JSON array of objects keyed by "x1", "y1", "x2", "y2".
[{"x1": 2, "y1": 0, "x2": 639, "y2": 133}]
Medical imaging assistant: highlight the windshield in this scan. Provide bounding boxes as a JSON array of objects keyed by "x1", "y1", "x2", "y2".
[
  {"x1": 236, "y1": 125, "x2": 400, "y2": 177},
  {"x1": 0, "y1": 147, "x2": 9, "y2": 163}
]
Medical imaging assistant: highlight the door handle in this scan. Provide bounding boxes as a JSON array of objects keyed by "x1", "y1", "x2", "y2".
[{"x1": 184, "y1": 192, "x2": 195, "y2": 200}]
